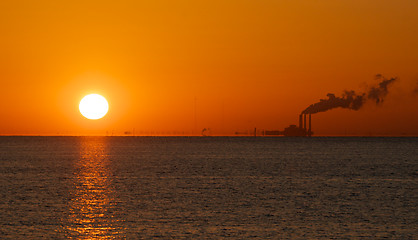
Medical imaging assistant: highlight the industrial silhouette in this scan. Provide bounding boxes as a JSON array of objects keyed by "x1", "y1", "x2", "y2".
[
  {"x1": 265, "y1": 74, "x2": 397, "y2": 137},
  {"x1": 265, "y1": 114, "x2": 312, "y2": 137}
]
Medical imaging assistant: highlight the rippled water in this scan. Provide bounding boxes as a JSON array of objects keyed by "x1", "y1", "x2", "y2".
[{"x1": 0, "y1": 136, "x2": 417, "y2": 239}]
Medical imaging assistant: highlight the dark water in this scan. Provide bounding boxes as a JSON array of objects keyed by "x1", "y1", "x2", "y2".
[{"x1": 0, "y1": 136, "x2": 417, "y2": 239}]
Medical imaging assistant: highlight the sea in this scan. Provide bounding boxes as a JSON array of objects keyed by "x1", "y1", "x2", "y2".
[{"x1": 0, "y1": 136, "x2": 417, "y2": 239}]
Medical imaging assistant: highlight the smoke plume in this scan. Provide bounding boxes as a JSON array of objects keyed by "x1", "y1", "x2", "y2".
[
  {"x1": 302, "y1": 74, "x2": 397, "y2": 114},
  {"x1": 413, "y1": 80, "x2": 418, "y2": 95}
]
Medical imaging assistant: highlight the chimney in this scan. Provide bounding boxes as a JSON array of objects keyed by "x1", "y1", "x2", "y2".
[
  {"x1": 304, "y1": 114, "x2": 307, "y2": 131},
  {"x1": 299, "y1": 114, "x2": 303, "y2": 129},
  {"x1": 308, "y1": 114, "x2": 312, "y2": 136}
]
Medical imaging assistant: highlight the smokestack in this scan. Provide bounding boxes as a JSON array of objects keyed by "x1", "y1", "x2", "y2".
[
  {"x1": 308, "y1": 114, "x2": 312, "y2": 136},
  {"x1": 304, "y1": 114, "x2": 307, "y2": 131},
  {"x1": 299, "y1": 114, "x2": 303, "y2": 129}
]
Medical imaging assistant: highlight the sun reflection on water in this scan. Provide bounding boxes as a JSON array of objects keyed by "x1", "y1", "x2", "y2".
[{"x1": 65, "y1": 137, "x2": 123, "y2": 239}]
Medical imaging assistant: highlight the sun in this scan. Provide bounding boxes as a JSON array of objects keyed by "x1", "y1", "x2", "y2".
[{"x1": 79, "y1": 94, "x2": 109, "y2": 120}]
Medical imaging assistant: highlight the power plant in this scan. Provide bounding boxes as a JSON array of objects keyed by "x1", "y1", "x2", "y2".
[
  {"x1": 265, "y1": 114, "x2": 313, "y2": 137},
  {"x1": 262, "y1": 74, "x2": 396, "y2": 137}
]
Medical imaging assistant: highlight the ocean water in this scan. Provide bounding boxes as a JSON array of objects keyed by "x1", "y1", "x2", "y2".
[{"x1": 0, "y1": 136, "x2": 417, "y2": 239}]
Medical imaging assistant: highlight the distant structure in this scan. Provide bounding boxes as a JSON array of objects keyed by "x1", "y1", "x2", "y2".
[
  {"x1": 263, "y1": 75, "x2": 396, "y2": 137},
  {"x1": 265, "y1": 114, "x2": 313, "y2": 137},
  {"x1": 201, "y1": 128, "x2": 211, "y2": 136}
]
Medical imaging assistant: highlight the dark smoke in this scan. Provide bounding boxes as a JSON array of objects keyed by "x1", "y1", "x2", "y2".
[
  {"x1": 302, "y1": 75, "x2": 397, "y2": 114},
  {"x1": 414, "y1": 80, "x2": 418, "y2": 95},
  {"x1": 368, "y1": 74, "x2": 397, "y2": 104}
]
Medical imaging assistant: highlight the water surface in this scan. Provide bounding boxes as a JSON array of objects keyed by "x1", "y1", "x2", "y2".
[{"x1": 0, "y1": 137, "x2": 417, "y2": 239}]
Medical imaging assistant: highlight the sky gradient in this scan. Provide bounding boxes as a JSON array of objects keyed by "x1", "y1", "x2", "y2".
[{"x1": 1, "y1": 0, "x2": 417, "y2": 136}]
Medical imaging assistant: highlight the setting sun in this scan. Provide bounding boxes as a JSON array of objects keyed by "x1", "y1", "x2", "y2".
[
  {"x1": 1, "y1": 1, "x2": 417, "y2": 239},
  {"x1": 79, "y1": 94, "x2": 109, "y2": 120}
]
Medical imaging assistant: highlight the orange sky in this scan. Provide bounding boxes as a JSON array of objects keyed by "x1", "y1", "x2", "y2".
[{"x1": 1, "y1": 0, "x2": 417, "y2": 136}]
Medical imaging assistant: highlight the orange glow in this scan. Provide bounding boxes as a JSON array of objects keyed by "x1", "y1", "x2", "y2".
[{"x1": 0, "y1": 1, "x2": 417, "y2": 136}]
